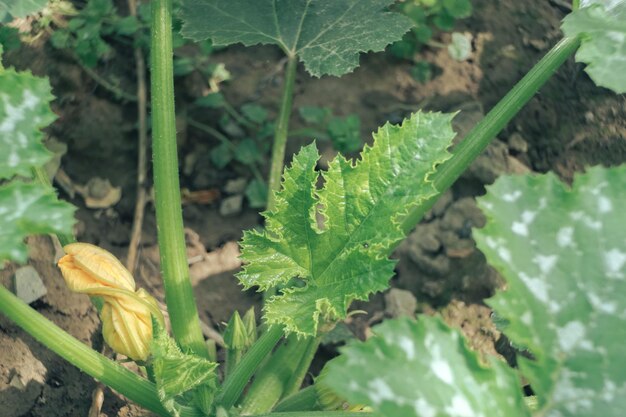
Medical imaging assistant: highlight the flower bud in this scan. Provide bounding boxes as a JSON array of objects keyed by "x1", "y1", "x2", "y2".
[
  {"x1": 57, "y1": 243, "x2": 162, "y2": 361},
  {"x1": 101, "y1": 289, "x2": 157, "y2": 361},
  {"x1": 58, "y1": 243, "x2": 135, "y2": 293}
]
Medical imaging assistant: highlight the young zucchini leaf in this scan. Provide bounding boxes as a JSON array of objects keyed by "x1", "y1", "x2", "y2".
[
  {"x1": 562, "y1": 0, "x2": 626, "y2": 93},
  {"x1": 325, "y1": 316, "x2": 529, "y2": 417},
  {"x1": 476, "y1": 165, "x2": 626, "y2": 416},
  {"x1": 0, "y1": 66, "x2": 76, "y2": 264},
  {"x1": 238, "y1": 111, "x2": 455, "y2": 336},
  {"x1": 151, "y1": 322, "x2": 218, "y2": 416},
  {"x1": 0, "y1": 68, "x2": 56, "y2": 180},
  {"x1": 180, "y1": 0, "x2": 413, "y2": 77}
]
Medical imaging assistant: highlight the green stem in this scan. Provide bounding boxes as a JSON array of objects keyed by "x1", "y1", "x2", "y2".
[
  {"x1": 151, "y1": 0, "x2": 212, "y2": 412},
  {"x1": 283, "y1": 336, "x2": 321, "y2": 398},
  {"x1": 400, "y1": 36, "x2": 581, "y2": 234},
  {"x1": 267, "y1": 55, "x2": 297, "y2": 211},
  {"x1": 274, "y1": 386, "x2": 319, "y2": 412},
  {"x1": 239, "y1": 334, "x2": 316, "y2": 414},
  {"x1": 0, "y1": 286, "x2": 201, "y2": 417},
  {"x1": 151, "y1": 0, "x2": 206, "y2": 356},
  {"x1": 217, "y1": 325, "x2": 284, "y2": 409}
]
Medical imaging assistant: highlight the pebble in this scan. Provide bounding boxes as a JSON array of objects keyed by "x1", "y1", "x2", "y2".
[
  {"x1": 508, "y1": 132, "x2": 528, "y2": 153},
  {"x1": 13, "y1": 266, "x2": 47, "y2": 304},
  {"x1": 219, "y1": 195, "x2": 243, "y2": 217},
  {"x1": 384, "y1": 288, "x2": 417, "y2": 318},
  {"x1": 224, "y1": 178, "x2": 248, "y2": 194}
]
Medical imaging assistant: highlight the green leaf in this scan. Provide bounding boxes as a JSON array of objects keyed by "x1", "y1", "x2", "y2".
[
  {"x1": 562, "y1": 1, "x2": 626, "y2": 93},
  {"x1": 241, "y1": 103, "x2": 268, "y2": 124},
  {"x1": 245, "y1": 178, "x2": 268, "y2": 209},
  {"x1": 0, "y1": 0, "x2": 48, "y2": 18},
  {"x1": 151, "y1": 323, "x2": 218, "y2": 416},
  {"x1": 327, "y1": 114, "x2": 362, "y2": 153},
  {"x1": 234, "y1": 138, "x2": 260, "y2": 165},
  {"x1": 0, "y1": 68, "x2": 56, "y2": 180},
  {"x1": 0, "y1": 182, "x2": 76, "y2": 264},
  {"x1": 195, "y1": 92, "x2": 225, "y2": 108},
  {"x1": 443, "y1": 0, "x2": 472, "y2": 19},
  {"x1": 298, "y1": 106, "x2": 331, "y2": 125},
  {"x1": 238, "y1": 111, "x2": 455, "y2": 336},
  {"x1": 180, "y1": 0, "x2": 414, "y2": 77},
  {"x1": 210, "y1": 142, "x2": 233, "y2": 169},
  {"x1": 325, "y1": 317, "x2": 529, "y2": 417},
  {"x1": 475, "y1": 166, "x2": 626, "y2": 415},
  {"x1": 114, "y1": 15, "x2": 139, "y2": 35}
]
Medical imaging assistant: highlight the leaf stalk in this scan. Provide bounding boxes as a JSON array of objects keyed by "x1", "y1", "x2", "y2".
[
  {"x1": 401, "y1": 36, "x2": 581, "y2": 234},
  {"x1": 267, "y1": 55, "x2": 298, "y2": 210}
]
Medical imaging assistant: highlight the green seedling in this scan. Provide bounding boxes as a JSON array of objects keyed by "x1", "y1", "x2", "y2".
[{"x1": 0, "y1": 1, "x2": 625, "y2": 417}]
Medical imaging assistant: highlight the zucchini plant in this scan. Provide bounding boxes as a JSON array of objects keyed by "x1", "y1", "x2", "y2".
[{"x1": 0, "y1": 0, "x2": 625, "y2": 417}]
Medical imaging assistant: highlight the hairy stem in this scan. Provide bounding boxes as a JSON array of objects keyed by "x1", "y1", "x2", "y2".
[
  {"x1": 401, "y1": 36, "x2": 581, "y2": 234},
  {"x1": 267, "y1": 55, "x2": 297, "y2": 210},
  {"x1": 0, "y1": 286, "x2": 202, "y2": 417}
]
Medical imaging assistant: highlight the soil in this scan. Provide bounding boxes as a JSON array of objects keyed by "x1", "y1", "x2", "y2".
[{"x1": 1, "y1": 0, "x2": 625, "y2": 416}]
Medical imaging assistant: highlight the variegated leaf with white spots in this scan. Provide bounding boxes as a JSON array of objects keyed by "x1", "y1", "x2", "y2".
[
  {"x1": 476, "y1": 165, "x2": 626, "y2": 416},
  {"x1": 0, "y1": 182, "x2": 76, "y2": 264},
  {"x1": 561, "y1": 0, "x2": 626, "y2": 94},
  {"x1": 0, "y1": 68, "x2": 56, "y2": 179},
  {"x1": 325, "y1": 316, "x2": 529, "y2": 417}
]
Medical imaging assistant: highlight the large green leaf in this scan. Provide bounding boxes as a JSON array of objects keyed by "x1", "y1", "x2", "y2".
[
  {"x1": 325, "y1": 316, "x2": 529, "y2": 417},
  {"x1": 180, "y1": 0, "x2": 413, "y2": 77},
  {"x1": 562, "y1": 0, "x2": 626, "y2": 93},
  {"x1": 0, "y1": 182, "x2": 76, "y2": 264},
  {"x1": 0, "y1": 0, "x2": 48, "y2": 18},
  {"x1": 476, "y1": 166, "x2": 626, "y2": 415},
  {"x1": 0, "y1": 68, "x2": 56, "y2": 179},
  {"x1": 239, "y1": 112, "x2": 455, "y2": 336}
]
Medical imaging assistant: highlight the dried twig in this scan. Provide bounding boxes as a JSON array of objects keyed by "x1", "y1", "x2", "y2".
[{"x1": 126, "y1": 0, "x2": 149, "y2": 273}]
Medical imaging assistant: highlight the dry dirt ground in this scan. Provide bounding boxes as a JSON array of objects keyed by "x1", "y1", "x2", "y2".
[{"x1": 1, "y1": 0, "x2": 625, "y2": 415}]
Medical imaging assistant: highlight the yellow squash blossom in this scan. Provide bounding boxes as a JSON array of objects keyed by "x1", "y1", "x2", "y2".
[{"x1": 58, "y1": 243, "x2": 162, "y2": 361}]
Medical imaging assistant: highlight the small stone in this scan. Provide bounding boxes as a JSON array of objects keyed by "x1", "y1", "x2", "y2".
[
  {"x1": 528, "y1": 39, "x2": 548, "y2": 51},
  {"x1": 9, "y1": 374, "x2": 25, "y2": 390},
  {"x1": 224, "y1": 178, "x2": 248, "y2": 194},
  {"x1": 508, "y1": 132, "x2": 528, "y2": 153},
  {"x1": 219, "y1": 195, "x2": 243, "y2": 217},
  {"x1": 13, "y1": 266, "x2": 47, "y2": 304},
  {"x1": 584, "y1": 111, "x2": 595, "y2": 123},
  {"x1": 384, "y1": 288, "x2": 417, "y2": 318},
  {"x1": 408, "y1": 251, "x2": 450, "y2": 276}
]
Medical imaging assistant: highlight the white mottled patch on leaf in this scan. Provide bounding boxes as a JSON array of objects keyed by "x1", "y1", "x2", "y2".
[
  {"x1": 445, "y1": 394, "x2": 475, "y2": 417},
  {"x1": 598, "y1": 196, "x2": 612, "y2": 213},
  {"x1": 512, "y1": 222, "x2": 528, "y2": 236},
  {"x1": 368, "y1": 378, "x2": 395, "y2": 405},
  {"x1": 557, "y1": 227, "x2": 574, "y2": 248},
  {"x1": 604, "y1": 249, "x2": 626, "y2": 279},
  {"x1": 398, "y1": 336, "x2": 415, "y2": 360},
  {"x1": 533, "y1": 254, "x2": 558, "y2": 275},
  {"x1": 501, "y1": 190, "x2": 522, "y2": 202}
]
